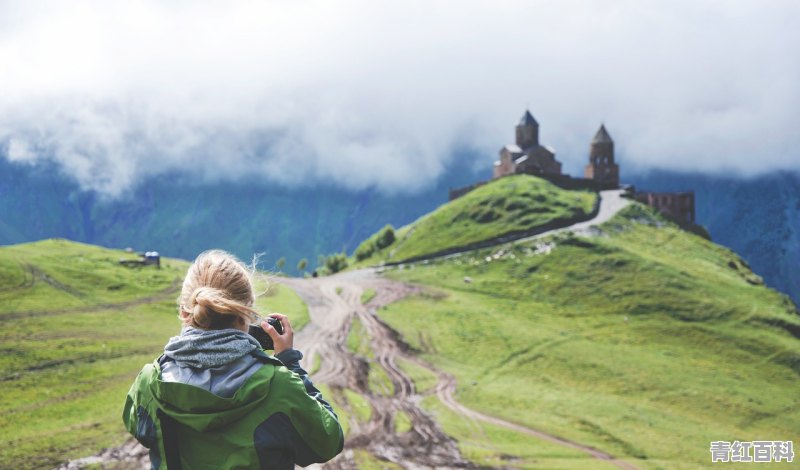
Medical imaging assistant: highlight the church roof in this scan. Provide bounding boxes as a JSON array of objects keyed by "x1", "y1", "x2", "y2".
[
  {"x1": 592, "y1": 124, "x2": 613, "y2": 144},
  {"x1": 519, "y1": 110, "x2": 538, "y2": 127},
  {"x1": 503, "y1": 144, "x2": 523, "y2": 154}
]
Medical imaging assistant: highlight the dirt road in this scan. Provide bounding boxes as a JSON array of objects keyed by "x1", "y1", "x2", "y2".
[
  {"x1": 280, "y1": 271, "x2": 639, "y2": 470},
  {"x1": 280, "y1": 273, "x2": 472, "y2": 469}
]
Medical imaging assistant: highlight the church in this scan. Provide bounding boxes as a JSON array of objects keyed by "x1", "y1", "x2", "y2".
[
  {"x1": 493, "y1": 110, "x2": 620, "y2": 189},
  {"x1": 583, "y1": 124, "x2": 619, "y2": 187},
  {"x1": 493, "y1": 111, "x2": 562, "y2": 179},
  {"x1": 451, "y1": 109, "x2": 695, "y2": 225}
]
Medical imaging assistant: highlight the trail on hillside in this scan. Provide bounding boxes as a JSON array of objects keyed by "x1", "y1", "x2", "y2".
[
  {"x1": 2, "y1": 275, "x2": 182, "y2": 322},
  {"x1": 385, "y1": 189, "x2": 629, "y2": 267}
]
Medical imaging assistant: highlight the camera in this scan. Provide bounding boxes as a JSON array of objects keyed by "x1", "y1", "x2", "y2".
[{"x1": 248, "y1": 317, "x2": 284, "y2": 350}]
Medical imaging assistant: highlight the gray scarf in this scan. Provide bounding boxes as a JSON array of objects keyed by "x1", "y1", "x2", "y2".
[{"x1": 163, "y1": 327, "x2": 261, "y2": 369}]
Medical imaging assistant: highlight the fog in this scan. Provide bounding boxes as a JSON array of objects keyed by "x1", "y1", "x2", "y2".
[{"x1": 1, "y1": 0, "x2": 798, "y2": 195}]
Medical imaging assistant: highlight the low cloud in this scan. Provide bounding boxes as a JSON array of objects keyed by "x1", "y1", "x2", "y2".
[{"x1": 1, "y1": 0, "x2": 798, "y2": 196}]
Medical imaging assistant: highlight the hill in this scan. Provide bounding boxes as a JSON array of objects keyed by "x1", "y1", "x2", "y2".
[
  {"x1": 628, "y1": 169, "x2": 800, "y2": 304},
  {"x1": 0, "y1": 239, "x2": 307, "y2": 469},
  {"x1": 369, "y1": 203, "x2": 799, "y2": 468},
  {"x1": 353, "y1": 175, "x2": 597, "y2": 264}
]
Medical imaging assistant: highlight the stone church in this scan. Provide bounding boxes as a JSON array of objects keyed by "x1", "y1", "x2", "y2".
[
  {"x1": 452, "y1": 109, "x2": 695, "y2": 225},
  {"x1": 493, "y1": 111, "x2": 562, "y2": 179},
  {"x1": 584, "y1": 124, "x2": 619, "y2": 187}
]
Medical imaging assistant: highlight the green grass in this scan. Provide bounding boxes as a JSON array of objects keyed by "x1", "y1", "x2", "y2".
[
  {"x1": 353, "y1": 449, "x2": 403, "y2": 469},
  {"x1": 344, "y1": 317, "x2": 395, "y2": 397},
  {"x1": 378, "y1": 204, "x2": 800, "y2": 469},
  {"x1": 361, "y1": 288, "x2": 377, "y2": 305},
  {"x1": 0, "y1": 239, "x2": 188, "y2": 469},
  {"x1": 347, "y1": 316, "x2": 374, "y2": 359},
  {"x1": 420, "y1": 395, "x2": 621, "y2": 469},
  {"x1": 0, "y1": 239, "x2": 310, "y2": 469},
  {"x1": 309, "y1": 352, "x2": 322, "y2": 375},
  {"x1": 393, "y1": 410, "x2": 412, "y2": 434},
  {"x1": 343, "y1": 388, "x2": 373, "y2": 424},
  {"x1": 395, "y1": 357, "x2": 438, "y2": 394},
  {"x1": 255, "y1": 279, "x2": 310, "y2": 331},
  {"x1": 367, "y1": 361, "x2": 394, "y2": 397},
  {"x1": 352, "y1": 175, "x2": 596, "y2": 265}
]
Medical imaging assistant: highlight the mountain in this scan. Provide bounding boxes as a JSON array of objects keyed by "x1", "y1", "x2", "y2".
[
  {"x1": 1, "y1": 157, "x2": 798, "y2": 303},
  {"x1": 627, "y1": 170, "x2": 800, "y2": 303},
  {"x1": 0, "y1": 156, "x2": 482, "y2": 272}
]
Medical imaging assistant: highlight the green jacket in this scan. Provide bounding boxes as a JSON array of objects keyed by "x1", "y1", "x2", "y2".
[{"x1": 123, "y1": 349, "x2": 343, "y2": 469}]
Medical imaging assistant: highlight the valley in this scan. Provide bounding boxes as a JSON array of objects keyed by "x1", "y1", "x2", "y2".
[{"x1": 2, "y1": 175, "x2": 797, "y2": 469}]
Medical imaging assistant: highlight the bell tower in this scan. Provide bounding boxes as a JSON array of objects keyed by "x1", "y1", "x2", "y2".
[
  {"x1": 584, "y1": 124, "x2": 619, "y2": 187},
  {"x1": 515, "y1": 110, "x2": 539, "y2": 149}
]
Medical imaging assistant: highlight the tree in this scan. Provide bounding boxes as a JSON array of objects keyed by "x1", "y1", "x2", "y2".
[
  {"x1": 375, "y1": 225, "x2": 395, "y2": 249},
  {"x1": 325, "y1": 253, "x2": 348, "y2": 274},
  {"x1": 297, "y1": 258, "x2": 308, "y2": 272},
  {"x1": 354, "y1": 225, "x2": 396, "y2": 261},
  {"x1": 276, "y1": 257, "x2": 286, "y2": 271}
]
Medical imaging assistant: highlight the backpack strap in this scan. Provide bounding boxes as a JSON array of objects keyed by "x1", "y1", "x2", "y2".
[
  {"x1": 155, "y1": 354, "x2": 183, "y2": 469},
  {"x1": 157, "y1": 409, "x2": 183, "y2": 470}
]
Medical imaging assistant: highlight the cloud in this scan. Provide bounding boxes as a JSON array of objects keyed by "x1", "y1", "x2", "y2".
[{"x1": 1, "y1": 0, "x2": 798, "y2": 196}]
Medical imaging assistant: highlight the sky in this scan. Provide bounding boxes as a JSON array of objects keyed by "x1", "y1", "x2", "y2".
[{"x1": 0, "y1": 0, "x2": 798, "y2": 196}]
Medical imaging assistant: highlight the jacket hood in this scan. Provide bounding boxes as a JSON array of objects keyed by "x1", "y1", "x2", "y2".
[
  {"x1": 144, "y1": 355, "x2": 278, "y2": 432},
  {"x1": 163, "y1": 327, "x2": 261, "y2": 369}
]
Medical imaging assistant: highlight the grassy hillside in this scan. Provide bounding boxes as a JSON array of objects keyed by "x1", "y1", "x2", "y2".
[
  {"x1": 353, "y1": 175, "x2": 597, "y2": 265},
  {"x1": 377, "y1": 204, "x2": 800, "y2": 469},
  {"x1": 0, "y1": 239, "x2": 308, "y2": 469}
]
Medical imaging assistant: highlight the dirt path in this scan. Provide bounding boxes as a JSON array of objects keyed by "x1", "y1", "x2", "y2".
[
  {"x1": 281, "y1": 271, "x2": 639, "y2": 470},
  {"x1": 536, "y1": 189, "x2": 629, "y2": 238},
  {"x1": 281, "y1": 274, "x2": 473, "y2": 469}
]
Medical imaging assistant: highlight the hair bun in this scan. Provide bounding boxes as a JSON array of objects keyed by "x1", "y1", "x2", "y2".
[
  {"x1": 189, "y1": 286, "x2": 227, "y2": 328},
  {"x1": 189, "y1": 286, "x2": 224, "y2": 308}
]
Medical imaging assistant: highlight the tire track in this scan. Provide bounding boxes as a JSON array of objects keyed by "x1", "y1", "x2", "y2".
[
  {"x1": 1, "y1": 276, "x2": 182, "y2": 322},
  {"x1": 278, "y1": 275, "x2": 473, "y2": 469},
  {"x1": 287, "y1": 270, "x2": 640, "y2": 470}
]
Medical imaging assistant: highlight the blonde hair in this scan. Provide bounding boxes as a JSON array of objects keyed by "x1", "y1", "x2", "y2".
[{"x1": 177, "y1": 250, "x2": 259, "y2": 330}]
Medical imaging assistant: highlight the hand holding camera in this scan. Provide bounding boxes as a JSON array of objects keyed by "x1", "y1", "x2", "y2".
[{"x1": 248, "y1": 313, "x2": 293, "y2": 354}]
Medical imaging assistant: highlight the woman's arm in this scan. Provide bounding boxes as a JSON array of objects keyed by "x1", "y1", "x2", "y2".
[
  {"x1": 260, "y1": 313, "x2": 344, "y2": 464},
  {"x1": 276, "y1": 348, "x2": 337, "y2": 418}
]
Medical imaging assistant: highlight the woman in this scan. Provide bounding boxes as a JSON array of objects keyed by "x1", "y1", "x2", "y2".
[{"x1": 123, "y1": 250, "x2": 343, "y2": 469}]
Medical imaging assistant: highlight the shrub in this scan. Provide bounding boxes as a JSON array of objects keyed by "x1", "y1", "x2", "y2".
[
  {"x1": 354, "y1": 225, "x2": 396, "y2": 261},
  {"x1": 325, "y1": 253, "x2": 349, "y2": 273},
  {"x1": 375, "y1": 225, "x2": 396, "y2": 249}
]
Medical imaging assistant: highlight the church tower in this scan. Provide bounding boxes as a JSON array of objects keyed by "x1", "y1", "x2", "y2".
[
  {"x1": 515, "y1": 110, "x2": 539, "y2": 149},
  {"x1": 584, "y1": 124, "x2": 619, "y2": 187}
]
